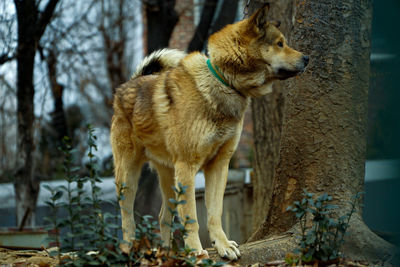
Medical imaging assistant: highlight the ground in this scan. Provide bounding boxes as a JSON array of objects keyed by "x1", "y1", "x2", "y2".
[{"x1": 0, "y1": 246, "x2": 377, "y2": 267}]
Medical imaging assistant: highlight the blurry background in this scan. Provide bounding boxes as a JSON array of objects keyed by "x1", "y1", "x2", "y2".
[{"x1": 0, "y1": 0, "x2": 398, "y2": 247}]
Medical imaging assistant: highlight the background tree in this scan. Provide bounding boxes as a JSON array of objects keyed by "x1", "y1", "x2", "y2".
[
  {"x1": 145, "y1": 0, "x2": 179, "y2": 53},
  {"x1": 13, "y1": 0, "x2": 60, "y2": 228},
  {"x1": 188, "y1": 0, "x2": 239, "y2": 53},
  {"x1": 187, "y1": 0, "x2": 218, "y2": 52}
]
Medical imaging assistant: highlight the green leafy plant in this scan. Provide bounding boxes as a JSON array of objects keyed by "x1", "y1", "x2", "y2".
[
  {"x1": 286, "y1": 190, "x2": 363, "y2": 264},
  {"x1": 43, "y1": 184, "x2": 64, "y2": 261},
  {"x1": 44, "y1": 126, "x2": 224, "y2": 266},
  {"x1": 165, "y1": 183, "x2": 196, "y2": 253}
]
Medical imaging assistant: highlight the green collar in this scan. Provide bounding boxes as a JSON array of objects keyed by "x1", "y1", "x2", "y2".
[
  {"x1": 206, "y1": 59, "x2": 246, "y2": 98},
  {"x1": 206, "y1": 59, "x2": 231, "y2": 88}
]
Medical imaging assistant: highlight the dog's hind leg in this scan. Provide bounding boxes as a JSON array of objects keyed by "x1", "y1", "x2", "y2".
[
  {"x1": 151, "y1": 162, "x2": 175, "y2": 246},
  {"x1": 111, "y1": 116, "x2": 145, "y2": 241},
  {"x1": 204, "y1": 146, "x2": 241, "y2": 260}
]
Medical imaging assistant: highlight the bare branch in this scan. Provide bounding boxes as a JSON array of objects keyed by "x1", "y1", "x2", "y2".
[
  {"x1": 36, "y1": 0, "x2": 60, "y2": 38},
  {"x1": 0, "y1": 53, "x2": 15, "y2": 65}
]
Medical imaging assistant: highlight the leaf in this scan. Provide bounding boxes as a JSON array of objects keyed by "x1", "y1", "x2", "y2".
[
  {"x1": 98, "y1": 255, "x2": 107, "y2": 263},
  {"x1": 44, "y1": 201, "x2": 54, "y2": 207},
  {"x1": 295, "y1": 211, "x2": 305, "y2": 218},
  {"x1": 53, "y1": 191, "x2": 64, "y2": 200},
  {"x1": 178, "y1": 200, "x2": 187, "y2": 205},
  {"x1": 185, "y1": 219, "x2": 196, "y2": 224},
  {"x1": 43, "y1": 184, "x2": 53, "y2": 192},
  {"x1": 59, "y1": 185, "x2": 68, "y2": 191},
  {"x1": 70, "y1": 166, "x2": 81, "y2": 172},
  {"x1": 169, "y1": 198, "x2": 178, "y2": 205},
  {"x1": 324, "y1": 204, "x2": 338, "y2": 210}
]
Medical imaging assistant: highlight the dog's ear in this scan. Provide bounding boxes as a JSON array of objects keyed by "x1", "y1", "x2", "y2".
[
  {"x1": 269, "y1": 20, "x2": 281, "y2": 28},
  {"x1": 249, "y1": 3, "x2": 270, "y2": 31}
]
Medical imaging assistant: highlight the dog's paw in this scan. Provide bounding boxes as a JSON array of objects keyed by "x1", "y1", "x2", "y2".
[
  {"x1": 193, "y1": 249, "x2": 209, "y2": 258},
  {"x1": 212, "y1": 239, "x2": 240, "y2": 260}
]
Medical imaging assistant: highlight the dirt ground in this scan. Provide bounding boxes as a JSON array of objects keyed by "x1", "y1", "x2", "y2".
[
  {"x1": 0, "y1": 248, "x2": 58, "y2": 267},
  {"x1": 0, "y1": 247, "x2": 377, "y2": 267}
]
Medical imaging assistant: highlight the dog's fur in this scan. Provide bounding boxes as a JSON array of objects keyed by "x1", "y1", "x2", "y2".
[{"x1": 111, "y1": 4, "x2": 308, "y2": 260}]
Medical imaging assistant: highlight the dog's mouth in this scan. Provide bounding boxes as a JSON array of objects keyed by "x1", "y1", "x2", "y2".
[{"x1": 276, "y1": 68, "x2": 302, "y2": 80}]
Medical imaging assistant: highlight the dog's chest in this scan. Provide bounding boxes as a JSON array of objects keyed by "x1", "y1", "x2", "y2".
[
  {"x1": 213, "y1": 122, "x2": 237, "y2": 141},
  {"x1": 203, "y1": 120, "x2": 238, "y2": 151}
]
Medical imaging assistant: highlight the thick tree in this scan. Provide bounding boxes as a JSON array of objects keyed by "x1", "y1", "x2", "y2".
[
  {"x1": 210, "y1": 0, "x2": 395, "y2": 264},
  {"x1": 13, "y1": 0, "x2": 60, "y2": 228}
]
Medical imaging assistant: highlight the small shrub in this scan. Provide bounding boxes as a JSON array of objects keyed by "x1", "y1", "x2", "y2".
[
  {"x1": 286, "y1": 190, "x2": 363, "y2": 264},
  {"x1": 44, "y1": 126, "x2": 224, "y2": 266}
]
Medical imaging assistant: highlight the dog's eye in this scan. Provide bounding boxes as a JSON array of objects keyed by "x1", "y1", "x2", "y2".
[{"x1": 277, "y1": 41, "x2": 283, "y2": 48}]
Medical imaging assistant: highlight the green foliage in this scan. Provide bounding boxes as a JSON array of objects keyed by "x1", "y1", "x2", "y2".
[
  {"x1": 44, "y1": 126, "x2": 123, "y2": 266},
  {"x1": 44, "y1": 126, "x2": 223, "y2": 266},
  {"x1": 286, "y1": 190, "x2": 363, "y2": 264},
  {"x1": 165, "y1": 183, "x2": 196, "y2": 254}
]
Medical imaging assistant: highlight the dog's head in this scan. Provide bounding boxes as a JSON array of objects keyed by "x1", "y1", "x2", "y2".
[
  {"x1": 207, "y1": 3, "x2": 308, "y2": 97},
  {"x1": 246, "y1": 3, "x2": 308, "y2": 80}
]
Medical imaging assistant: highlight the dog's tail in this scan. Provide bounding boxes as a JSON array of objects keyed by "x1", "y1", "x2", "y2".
[{"x1": 132, "y1": 49, "x2": 186, "y2": 79}]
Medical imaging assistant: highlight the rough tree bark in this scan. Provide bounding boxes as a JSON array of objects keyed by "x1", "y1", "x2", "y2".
[
  {"x1": 210, "y1": 0, "x2": 396, "y2": 264},
  {"x1": 249, "y1": 0, "x2": 293, "y2": 234},
  {"x1": 13, "y1": 0, "x2": 60, "y2": 228}
]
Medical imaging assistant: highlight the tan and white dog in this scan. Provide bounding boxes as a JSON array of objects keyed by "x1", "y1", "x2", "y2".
[{"x1": 111, "y1": 3, "x2": 308, "y2": 260}]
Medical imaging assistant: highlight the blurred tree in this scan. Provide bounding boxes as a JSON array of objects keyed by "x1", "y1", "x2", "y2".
[
  {"x1": 46, "y1": 49, "x2": 69, "y2": 145},
  {"x1": 187, "y1": 0, "x2": 218, "y2": 52},
  {"x1": 13, "y1": 0, "x2": 60, "y2": 228},
  {"x1": 245, "y1": 0, "x2": 395, "y2": 263},
  {"x1": 208, "y1": 0, "x2": 239, "y2": 33},
  {"x1": 99, "y1": 0, "x2": 130, "y2": 106},
  {"x1": 145, "y1": 0, "x2": 179, "y2": 53},
  {"x1": 188, "y1": 0, "x2": 239, "y2": 52}
]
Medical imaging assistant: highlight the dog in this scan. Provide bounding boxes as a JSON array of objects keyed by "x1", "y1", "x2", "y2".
[{"x1": 111, "y1": 3, "x2": 308, "y2": 260}]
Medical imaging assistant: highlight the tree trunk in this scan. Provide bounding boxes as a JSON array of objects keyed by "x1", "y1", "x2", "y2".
[
  {"x1": 100, "y1": 0, "x2": 129, "y2": 99},
  {"x1": 13, "y1": 0, "x2": 59, "y2": 228},
  {"x1": 47, "y1": 49, "x2": 69, "y2": 144},
  {"x1": 188, "y1": 0, "x2": 238, "y2": 53},
  {"x1": 227, "y1": 0, "x2": 395, "y2": 264},
  {"x1": 14, "y1": 0, "x2": 40, "y2": 229},
  {"x1": 145, "y1": 0, "x2": 179, "y2": 54},
  {"x1": 249, "y1": 0, "x2": 293, "y2": 235},
  {"x1": 187, "y1": 0, "x2": 218, "y2": 52},
  {"x1": 209, "y1": 0, "x2": 239, "y2": 34},
  {"x1": 257, "y1": 0, "x2": 375, "y2": 238}
]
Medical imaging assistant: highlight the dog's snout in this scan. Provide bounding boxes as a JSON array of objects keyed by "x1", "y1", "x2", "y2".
[{"x1": 303, "y1": 55, "x2": 309, "y2": 66}]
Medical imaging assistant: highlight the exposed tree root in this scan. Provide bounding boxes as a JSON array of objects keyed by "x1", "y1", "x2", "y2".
[{"x1": 208, "y1": 216, "x2": 398, "y2": 266}]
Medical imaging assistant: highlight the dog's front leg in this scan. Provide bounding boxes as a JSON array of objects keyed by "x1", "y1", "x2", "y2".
[
  {"x1": 174, "y1": 161, "x2": 207, "y2": 256},
  {"x1": 204, "y1": 157, "x2": 241, "y2": 260}
]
